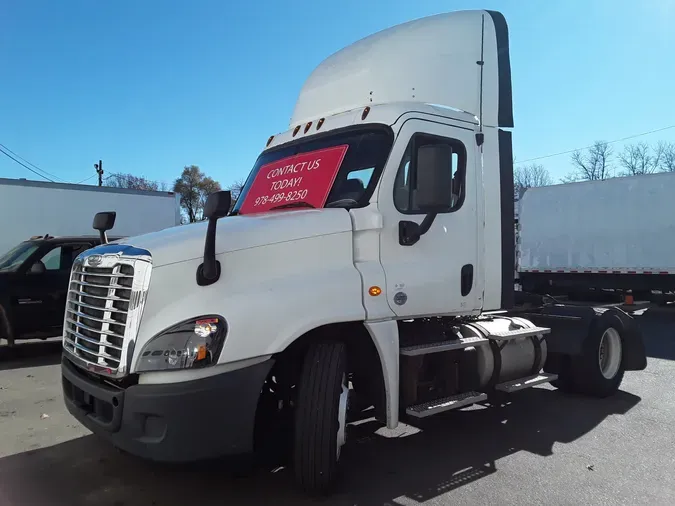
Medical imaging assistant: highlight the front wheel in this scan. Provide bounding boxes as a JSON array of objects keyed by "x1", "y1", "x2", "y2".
[{"x1": 293, "y1": 340, "x2": 350, "y2": 495}]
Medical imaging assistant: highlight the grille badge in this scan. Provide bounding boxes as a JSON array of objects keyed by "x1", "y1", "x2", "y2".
[{"x1": 87, "y1": 255, "x2": 103, "y2": 267}]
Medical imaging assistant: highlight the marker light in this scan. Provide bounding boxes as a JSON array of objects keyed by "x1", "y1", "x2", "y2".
[
  {"x1": 369, "y1": 286, "x2": 382, "y2": 296},
  {"x1": 292, "y1": 125, "x2": 301, "y2": 137},
  {"x1": 137, "y1": 315, "x2": 227, "y2": 372},
  {"x1": 317, "y1": 118, "x2": 325, "y2": 130},
  {"x1": 304, "y1": 121, "x2": 312, "y2": 133}
]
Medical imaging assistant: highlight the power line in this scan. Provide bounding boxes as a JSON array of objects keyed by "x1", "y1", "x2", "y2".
[
  {"x1": 0, "y1": 143, "x2": 65, "y2": 182},
  {"x1": 515, "y1": 124, "x2": 675, "y2": 165},
  {"x1": 76, "y1": 174, "x2": 97, "y2": 184},
  {"x1": 0, "y1": 146, "x2": 56, "y2": 182}
]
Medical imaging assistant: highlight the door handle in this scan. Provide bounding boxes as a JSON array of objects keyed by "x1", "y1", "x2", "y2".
[
  {"x1": 18, "y1": 298, "x2": 42, "y2": 305},
  {"x1": 461, "y1": 264, "x2": 473, "y2": 296}
]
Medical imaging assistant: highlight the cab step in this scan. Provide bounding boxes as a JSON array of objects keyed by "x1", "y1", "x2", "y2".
[
  {"x1": 487, "y1": 326, "x2": 550, "y2": 341},
  {"x1": 400, "y1": 336, "x2": 488, "y2": 356},
  {"x1": 495, "y1": 373, "x2": 558, "y2": 393},
  {"x1": 406, "y1": 391, "x2": 487, "y2": 418}
]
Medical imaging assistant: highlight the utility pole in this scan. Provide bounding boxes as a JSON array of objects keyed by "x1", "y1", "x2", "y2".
[{"x1": 95, "y1": 160, "x2": 103, "y2": 186}]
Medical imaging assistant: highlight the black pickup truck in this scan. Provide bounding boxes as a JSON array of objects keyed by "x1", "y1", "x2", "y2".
[{"x1": 0, "y1": 235, "x2": 121, "y2": 347}]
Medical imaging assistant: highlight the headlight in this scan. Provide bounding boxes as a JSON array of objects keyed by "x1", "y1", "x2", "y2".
[{"x1": 136, "y1": 316, "x2": 227, "y2": 372}]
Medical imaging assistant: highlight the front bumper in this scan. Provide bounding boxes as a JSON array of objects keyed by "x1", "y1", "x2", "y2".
[{"x1": 62, "y1": 355, "x2": 274, "y2": 462}]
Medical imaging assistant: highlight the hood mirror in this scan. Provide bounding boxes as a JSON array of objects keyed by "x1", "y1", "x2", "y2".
[
  {"x1": 93, "y1": 211, "x2": 116, "y2": 244},
  {"x1": 197, "y1": 190, "x2": 232, "y2": 286}
]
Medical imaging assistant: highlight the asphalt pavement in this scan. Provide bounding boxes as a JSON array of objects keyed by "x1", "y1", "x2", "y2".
[{"x1": 1, "y1": 309, "x2": 674, "y2": 506}]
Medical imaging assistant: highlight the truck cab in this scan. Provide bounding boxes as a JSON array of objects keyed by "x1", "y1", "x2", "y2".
[
  {"x1": 59, "y1": 9, "x2": 646, "y2": 496},
  {"x1": 0, "y1": 235, "x2": 121, "y2": 346}
]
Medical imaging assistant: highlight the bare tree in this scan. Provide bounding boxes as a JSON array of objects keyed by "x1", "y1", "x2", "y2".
[
  {"x1": 226, "y1": 178, "x2": 246, "y2": 210},
  {"x1": 618, "y1": 141, "x2": 663, "y2": 176},
  {"x1": 565, "y1": 141, "x2": 613, "y2": 181},
  {"x1": 659, "y1": 141, "x2": 675, "y2": 172},
  {"x1": 514, "y1": 163, "x2": 552, "y2": 200},
  {"x1": 106, "y1": 173, "x2": 166, "y2": 191}
]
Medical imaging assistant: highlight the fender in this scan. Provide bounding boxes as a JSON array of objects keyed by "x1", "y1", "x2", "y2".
[
  {"x1": 365, "y1": 320, "x2": 399, "y2": 429},
  {"x1": 525, "y1": 305, "x2": 647, "y2": 371}
]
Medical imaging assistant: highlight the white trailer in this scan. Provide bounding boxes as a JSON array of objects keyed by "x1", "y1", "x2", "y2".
[
  {"x1": 59, "y1": 10, "x2": 647, "y2": 496},
  {"x1": 0, "y1": 178, "x2": 181, "y2": 254},
  {"x1": 518, "y1": 173, "x2": 675, "y2": 300}
]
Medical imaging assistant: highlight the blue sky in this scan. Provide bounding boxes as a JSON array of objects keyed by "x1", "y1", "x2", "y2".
[{"x1": 1, "y1": 0, "x2": 674, "y2": 188}]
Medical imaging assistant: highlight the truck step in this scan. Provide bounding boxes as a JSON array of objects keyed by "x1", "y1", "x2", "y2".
[
  {"x1": 487, "y1": 326, "x2": 550, "y2": 341},
  {"x1": 406, "y1": 391, "x2": 487, "y2": 418},
  {"x1": 400, "y1": 336, "x2": 488, "y2": 356},
  {"x1": 495, "y1": 373, "x2": 558, "y2": 393}
]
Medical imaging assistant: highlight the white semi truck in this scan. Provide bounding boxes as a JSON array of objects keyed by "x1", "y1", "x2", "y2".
[
  {"x1": 59, "y1": 10, "x2": 647, "y2": 495},
  {"x1": 517, "y1": 173, "x2": 675, "y2": 303}
]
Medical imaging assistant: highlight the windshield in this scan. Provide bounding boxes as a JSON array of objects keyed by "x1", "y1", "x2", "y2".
[
  {"x1": 232, "y1": 126, "x2": 393, "y2": 215},
  {"x1": 0, "y1": 242, "x2": 39, "y2": 272}
]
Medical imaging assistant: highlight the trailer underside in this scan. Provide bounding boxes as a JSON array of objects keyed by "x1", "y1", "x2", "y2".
[{"x1": 519, "y1": 271, "x2": 675, "y2": 302}]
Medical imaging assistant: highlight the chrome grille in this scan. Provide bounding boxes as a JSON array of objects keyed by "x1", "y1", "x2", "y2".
[{"x1": 62, "y1": 246, "x2": 152, "y2": 378}]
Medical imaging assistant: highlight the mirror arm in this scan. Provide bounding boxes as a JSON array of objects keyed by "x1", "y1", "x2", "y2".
[
  {"x1": 398, "y1": 212, "x2": 438, "y2": 246},
  {"x1": 99, "y1": 230, "x2": 108, "y2": 245},
  {"x1": 197, "y1": 218, "x2": 221, "y2": 286},
  {"x1": 418, "y1": 212, "x2": 437, "y2": 236},
  {"x1": 195, "y1": 190, "x2": 231, "y2": 287}
]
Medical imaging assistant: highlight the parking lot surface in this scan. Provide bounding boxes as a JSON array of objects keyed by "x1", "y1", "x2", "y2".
[{"x1": 1, "y1": 309, "x2": 674, "y2": 506}]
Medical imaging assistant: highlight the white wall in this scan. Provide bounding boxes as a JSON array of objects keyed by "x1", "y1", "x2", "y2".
[
  {"x1": 0, "y1": 180, "x2": 180, "y2": 254},
  {"x1": 518, "y1": 172, "x2": 675, "y2": 272}
]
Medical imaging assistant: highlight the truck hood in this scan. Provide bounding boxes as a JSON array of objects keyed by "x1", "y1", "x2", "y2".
[{"x1": 112, "y1": 208, "x2": 354, "y2": 267}]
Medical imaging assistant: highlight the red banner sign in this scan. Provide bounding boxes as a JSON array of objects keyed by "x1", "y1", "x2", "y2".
[{"x1": 238, "y1": 145, "x2": 349, "y2": 214}]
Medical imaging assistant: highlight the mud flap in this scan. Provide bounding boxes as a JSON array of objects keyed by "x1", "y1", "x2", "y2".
[
  {"x1": 600, "y1": 307, "x2": 647, "y2": 371},
  {"x1": 523, "y1": 305, "x2": 647, "y2": 371}
]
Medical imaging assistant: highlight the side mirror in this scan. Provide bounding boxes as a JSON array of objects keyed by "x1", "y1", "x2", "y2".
[
  {"x1": 93, "y1": 211, "x2": 117, "y2": 244},
  {"x1": 203, "y1": 190, "x2": 232, "y2": 220},
  {"x1": 197, "y1": 190, "x2": 232, "y2": 286},
  {"x1": 415, "y1": 144, "x2": 454, "y2": 212},
  {"x1": 29, "y1": 262, "x2": 46, "y2": 275},
  {"x1": 399, "y1": 144, "x2": 454, "y2": 247}
]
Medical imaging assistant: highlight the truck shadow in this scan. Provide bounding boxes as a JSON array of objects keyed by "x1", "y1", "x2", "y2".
[
  {"x1": 0, "y1": 340, "x2": 62, "y2": 372},
  {"x1": 0, "y1": 387, "x2": 640, "y2": 506}
]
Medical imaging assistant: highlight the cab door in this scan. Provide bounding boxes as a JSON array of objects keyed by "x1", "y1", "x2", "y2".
[
  {"x1": 377, "y1": 118, "x2": 483, "y2": 318},
  {"x1": 13, "y1": 242, "x2": 92, "y2": 337}
]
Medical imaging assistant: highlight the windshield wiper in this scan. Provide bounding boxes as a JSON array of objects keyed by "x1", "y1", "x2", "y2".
[{"x1": 269, "y1": 201, "x2": 316, "y2": 211}]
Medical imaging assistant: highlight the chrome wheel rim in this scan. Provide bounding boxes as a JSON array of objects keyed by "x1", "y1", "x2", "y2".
[
  {"x1": 336, "y1": 373, "x2": 349, "y2": 460},
  {"x1": 598, "y1": 327, "x2": 622, "y2": 380}
]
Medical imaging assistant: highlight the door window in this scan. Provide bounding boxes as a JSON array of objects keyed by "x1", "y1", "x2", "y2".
[
  {"x1": 40, "y1": 247, "x2": 63, "y2": 271},
  {"x1": 393, "y1": 133, "x2": 466, "y2": 214},
  {"x1": 35, "y1": 244, "x2": 91, "y2": 272}
]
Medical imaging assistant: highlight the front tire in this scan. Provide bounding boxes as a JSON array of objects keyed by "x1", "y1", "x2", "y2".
[{"x1": 293, "y1": 341, "x2": 348, "y2": 495}]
